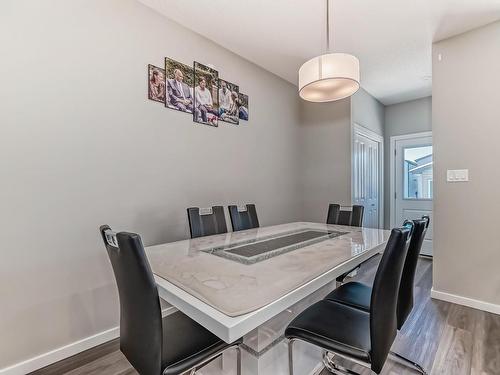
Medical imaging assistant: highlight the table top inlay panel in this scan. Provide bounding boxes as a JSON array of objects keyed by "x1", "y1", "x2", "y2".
[{"x1": 202, "y1": 229, "x2": 348, "y2": 264}]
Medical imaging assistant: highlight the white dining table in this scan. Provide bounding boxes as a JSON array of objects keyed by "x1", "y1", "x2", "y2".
[{"x1": 145, "y1": 222, "x2": 390, "y2": 375}]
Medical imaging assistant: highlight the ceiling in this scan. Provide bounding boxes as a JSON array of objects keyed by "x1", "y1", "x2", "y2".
[{"x1": 139, "y1": 0, "x2": 500, "y2": 105}]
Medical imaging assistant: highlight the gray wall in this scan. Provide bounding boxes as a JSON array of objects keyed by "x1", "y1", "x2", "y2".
[
  {"x1": 299, "y1": 88, "x2": 383, "y2": 225},
  {"x1": 432, "y1": 22, "x2": 500, "y2": 306},
  {"x1": 351, "y1": 88, "x2": 385, "y2": 227},
  {"x1": 299, "y1": 99, "x2": 352, "y2": 222},
  {"x1": 351, "y1": 88, "x2": 385, "y2": 136},
  {"x1": 0, "y1": 0, "x2": 302, "y2": 368},
  {"x1": 383, "y1": 97, "x2": 432, "y2": 227}
]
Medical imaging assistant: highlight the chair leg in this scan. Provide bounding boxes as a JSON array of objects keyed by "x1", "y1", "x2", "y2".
[
  {"x1": 322, "y1": 350, "x2": 337, "y2": 373},
  {"x1": 389, "y1": 351, "x2": 427, "y2": 374},
  {"x1": 235, "y1": 346, "x2": 242, "y2": 375},
  {"x1": 288, "y1": 339, "x2": 295, "y2": 375},
  {"x1": 184, "y1": 345, "x2": 241, "y2": 375},
  {"x1": 322, "y1": 350, "x2": 367, "y2": 375}
]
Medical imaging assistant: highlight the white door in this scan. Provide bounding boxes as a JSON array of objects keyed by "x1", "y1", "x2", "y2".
[
  {"x1": 353, "y1": 129, "x2": 381, "y2": 229},
  {"x1": 393, "y1": 133, "x2": 433, "y2": 256}
]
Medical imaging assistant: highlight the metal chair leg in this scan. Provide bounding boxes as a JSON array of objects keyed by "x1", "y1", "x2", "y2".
[
  {"x1": 322, "y1": 350, "x2": 367, "y2": 375},
  {"x1": 235, "y1": 346, "x2": 242, "y2": 375},
  {"x1": 389, "y1": 351, "x2": 427, "y2": 374},
  {"x1": 288, "y1": 339, "x2": 295, "y2": 375},
  {"x1": 323, "y1": 350, "x2": 337, "y2": 373},
  {"x1": 184, "y1": 345, "x2": 240, "y2": 375}
]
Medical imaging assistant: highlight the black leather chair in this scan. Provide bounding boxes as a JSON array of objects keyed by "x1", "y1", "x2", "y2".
[
  {"x1": 100, "y1": 225, "x2": 242, "y2": 375},
  {"x1": 322, "y1": 216, "x2": 430, "y2": 373},
  {"x1": 326, "y1": 204, "x2": 364, "y2": 227},
  {"x1": 228, "y1": 204, "x2": 260, "y2": 231},
  {"x1": 327, "y1": 204, "x2": 366, "y2": 285},
  {"x1": 285, "y1": 224, "x2": 413, "y2": 375},
  {"x1": 187, "y1": 206, "x2": 228, "y2": 238}
]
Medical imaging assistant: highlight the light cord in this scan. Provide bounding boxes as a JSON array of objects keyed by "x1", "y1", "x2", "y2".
[{"x1": 326, "y1": 0, "x2": 331, "y2": 53}]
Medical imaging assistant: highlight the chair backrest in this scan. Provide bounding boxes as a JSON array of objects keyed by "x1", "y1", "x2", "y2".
[
  {"x1": 99, "y1": 225, "x2": 162, "y2": 375},
  {"x1": 187, "y1": 206, "x2": 228, "y2": 238},
  {"x1": 397, "y1": 216, "x2": 430, "y2": 329},
  {"x1": 369, "y1": 224, "x2": 413, "y2": 373},
  {"x1": 326, "y1": 204, "x2": 364, "y2": 227},
  {"x1": 228, "y1": 204, "x2": 260, "y2": 231}
]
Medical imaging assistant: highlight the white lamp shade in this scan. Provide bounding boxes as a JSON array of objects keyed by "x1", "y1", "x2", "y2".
[{"x1": 298, "y1": 53, "x2": 360, "y2": 102}]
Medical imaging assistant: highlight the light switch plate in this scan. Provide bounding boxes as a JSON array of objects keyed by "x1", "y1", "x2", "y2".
[{"x1": 447, "y1": 169, "x2": 469, "y2": 182}]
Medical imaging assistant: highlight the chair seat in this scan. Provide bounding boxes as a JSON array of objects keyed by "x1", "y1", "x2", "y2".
[
  {"x1": 285, "y1": 300, "x2": 371, "y2": 362},
  {"x1": 324, "y1": 281, "x2": 372, "y2": 312},
  {"x1": 162, "y1": 311, "x2": 241, "y2": 375}
]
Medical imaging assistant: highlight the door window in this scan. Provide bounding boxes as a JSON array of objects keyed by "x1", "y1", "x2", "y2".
[{"x1": 403, "y1": 145, "x2": 433, "y2": 199}]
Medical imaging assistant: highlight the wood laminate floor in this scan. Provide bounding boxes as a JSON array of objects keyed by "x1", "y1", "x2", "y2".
[
  {"x1": 318, "y1": 257, "x2": 500, "y2": 375},
  {"x1": 30, "y1": 258, "x2": 500, "y2": 375}
]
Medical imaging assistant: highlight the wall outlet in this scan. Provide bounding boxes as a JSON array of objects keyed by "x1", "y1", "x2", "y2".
[{"x1": 447, "y1": 169, "x2": 469, "y2": 182}]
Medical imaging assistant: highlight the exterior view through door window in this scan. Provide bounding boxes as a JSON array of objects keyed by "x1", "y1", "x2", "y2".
[{"x1": 404, "y1": 146, "x2": 433, "y2": 199}]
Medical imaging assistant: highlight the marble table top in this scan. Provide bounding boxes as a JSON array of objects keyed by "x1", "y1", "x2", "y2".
[{"x1": 146, "y1": 222, "x2": 389, "y2": 318}]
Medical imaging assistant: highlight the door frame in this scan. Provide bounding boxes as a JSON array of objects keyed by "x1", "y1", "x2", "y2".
[
  {"x1": 389, "y1": 131, "x2": 433, "y2": 228},
  {"x1": 351, "y1": 123, "x2": 384, "y2": 229}
]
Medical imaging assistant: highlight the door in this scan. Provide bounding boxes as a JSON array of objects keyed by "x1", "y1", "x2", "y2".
[
  {"x1": 393, "y1": 133, "x2": 433, "y2": 256},
  {"x1": 353, "y1": 128, "x2": 381, "y2": 229}
]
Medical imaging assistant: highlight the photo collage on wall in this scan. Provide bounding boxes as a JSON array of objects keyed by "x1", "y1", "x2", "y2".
[{"x1": 148, "y1": 58, "x2": 249, "y2": 127}]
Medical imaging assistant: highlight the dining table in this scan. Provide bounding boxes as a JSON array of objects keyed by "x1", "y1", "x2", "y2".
[{"x1": 145, "y1": 222, "x2": 390, "y2": 375}]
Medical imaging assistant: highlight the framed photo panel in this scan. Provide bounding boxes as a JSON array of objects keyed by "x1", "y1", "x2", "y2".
[
  {"x1": 193, "y1": 62, "x2": 219, "y2": 127},
  {"x1": 238, "y1": 93, "x2": 249, "y2": 121},
  {"x1": 148, "y1": 65, "x2": 166, "y2": 103},
  {"x1": 218, "y1": 79, "x2": 239, "y2": 125},
  {"x1": 165, "y1": 58, "x2": 194, "y2": 114}
]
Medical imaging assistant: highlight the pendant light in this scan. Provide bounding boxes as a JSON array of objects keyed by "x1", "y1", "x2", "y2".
[{"x1": 298, "y1": 0, "x2": 360, "y2": 102}]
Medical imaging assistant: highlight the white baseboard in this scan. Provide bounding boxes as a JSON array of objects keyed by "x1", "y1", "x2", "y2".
[
  {"x1": 431, "y1": 288, "x2": 500, "y2": 315},
  {"x1": 0, "y1": 306, "x2": 177, "y2": 375}
]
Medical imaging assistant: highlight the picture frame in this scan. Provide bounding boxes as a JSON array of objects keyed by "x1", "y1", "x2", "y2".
[
  {"x1": 218, "y1": 79, "x2": 240, "y2": 125},
  {"x1": 193, "y1": 62, "x2": 219, "y2": 127},
  {"x1": 165, "y1": 58, "x2": 194, "y2": 114},
  {"x1": 148, "y1": 64, "x2": 166, "y2": 103},
  {"x1": 238, "y1": 93, "x2": 249, "y2": 121}
]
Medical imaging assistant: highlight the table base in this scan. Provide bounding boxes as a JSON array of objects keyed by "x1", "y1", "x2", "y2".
[{"x1": 198, "y1": 280, "x2": 337, "y2": 375}]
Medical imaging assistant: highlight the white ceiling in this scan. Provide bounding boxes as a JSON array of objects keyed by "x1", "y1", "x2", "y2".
[{"x1": 139, "y1": 0, "x2": 500, "y2": 105}]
